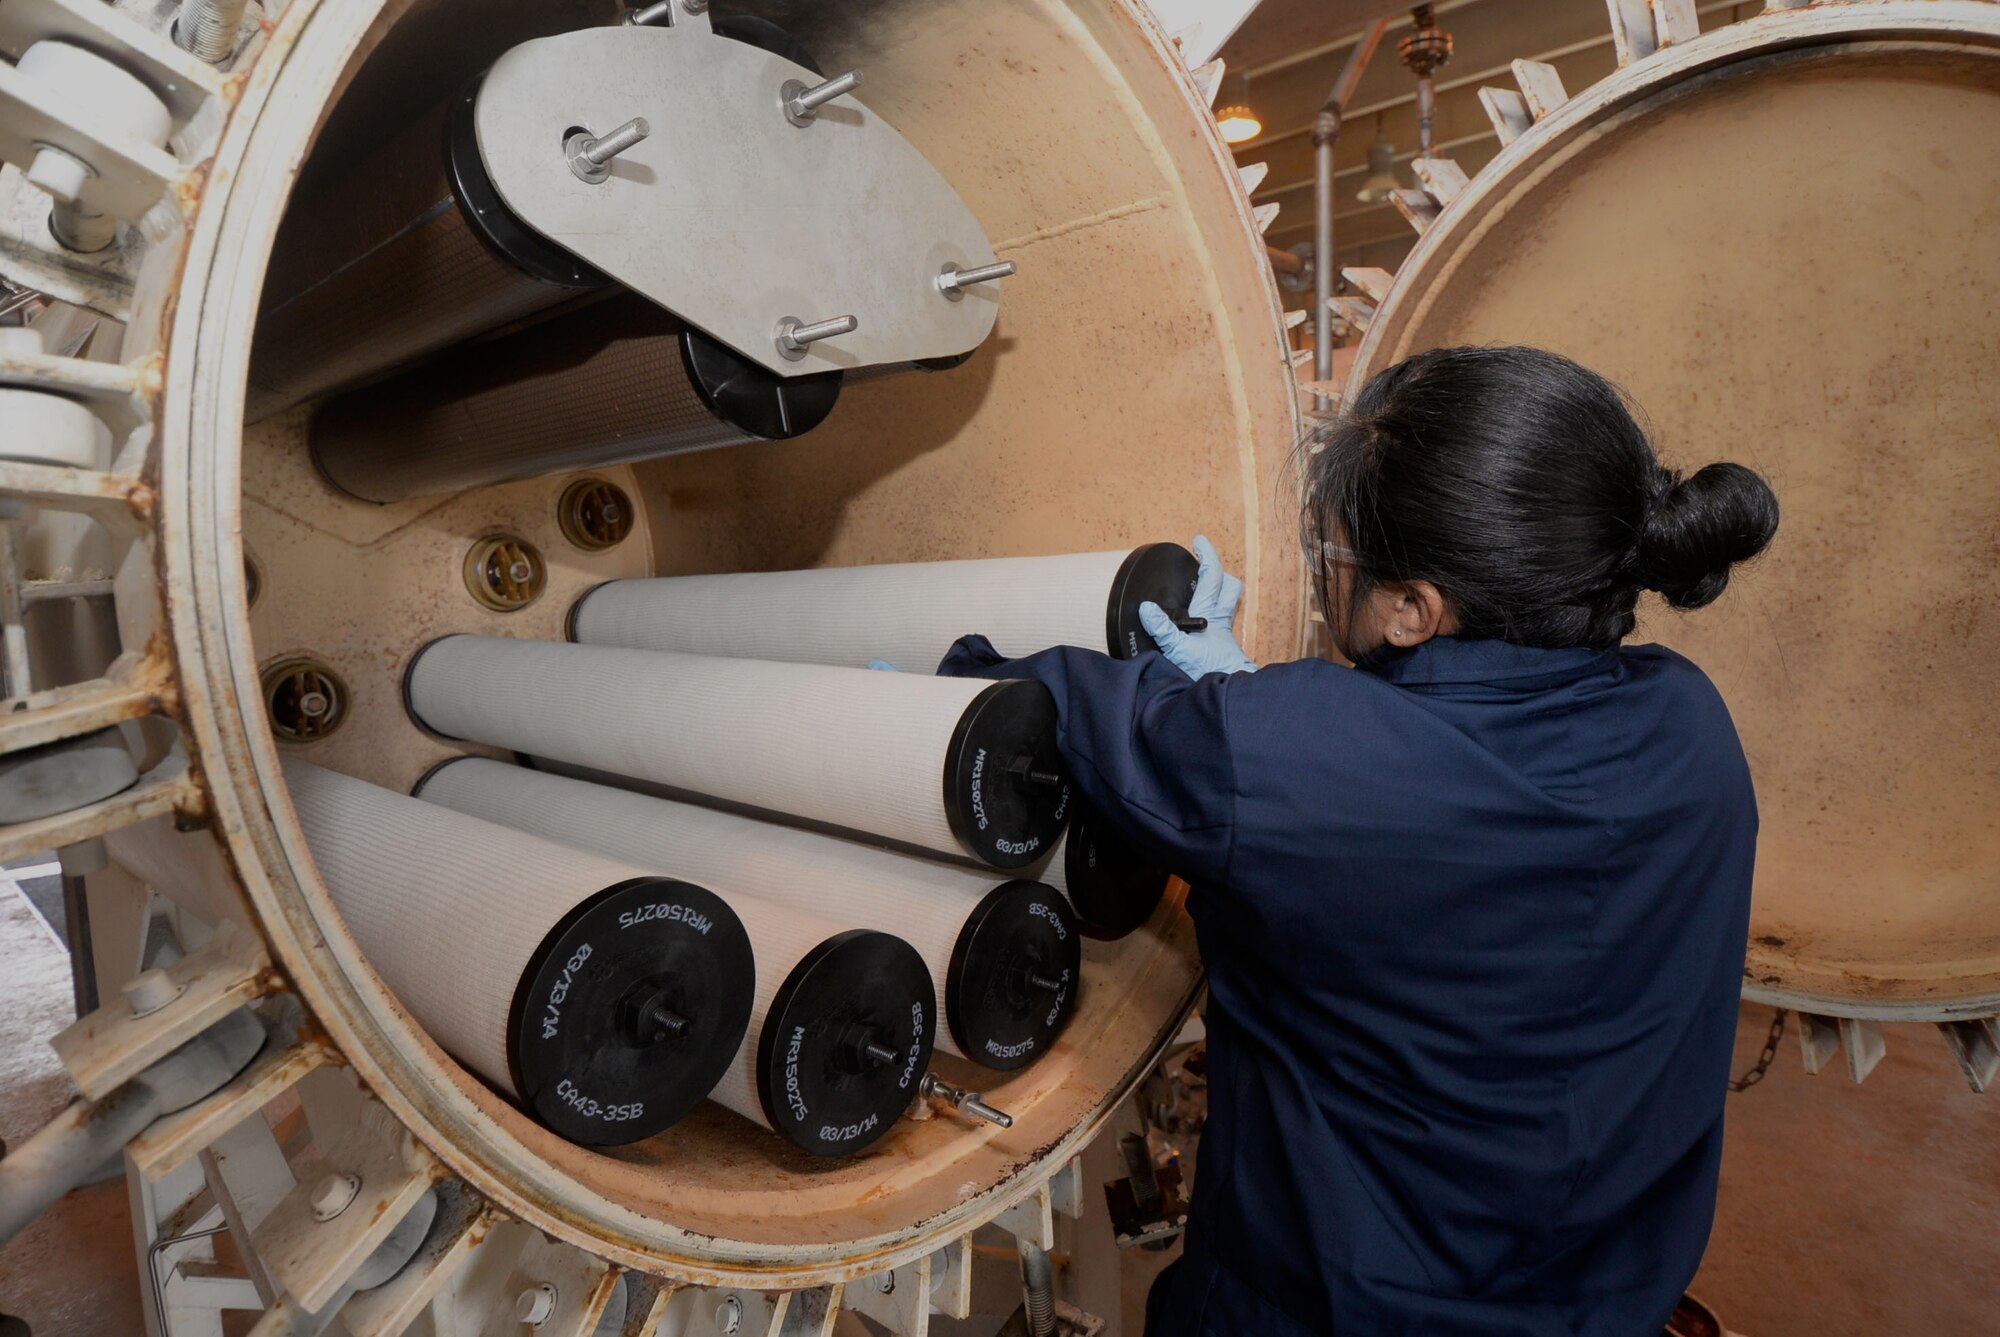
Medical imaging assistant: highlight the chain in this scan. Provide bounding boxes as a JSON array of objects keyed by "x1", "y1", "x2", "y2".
[{"x1": 1728, "y1": 1008, "x2": 1787, "y2": 1093}]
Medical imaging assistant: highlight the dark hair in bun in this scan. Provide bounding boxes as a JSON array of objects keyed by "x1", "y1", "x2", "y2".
[
  {"x1": 1637, "y1": 462, "x2": 1781, "y2": 611},
  {"x1": 1299, "y1": 345, "x2": 1778, "y2": 656}
]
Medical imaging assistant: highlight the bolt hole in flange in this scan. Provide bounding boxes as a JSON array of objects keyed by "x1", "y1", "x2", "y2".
[
  {"x1": 463, "y1": 534, "x2": 547, "y2": 611},
  {"x1": 557, "y1": 477, "x2": 634, "y2": 552},
  {"x1": 262, "y1": 657, "x2": 349, "y2": 743}
]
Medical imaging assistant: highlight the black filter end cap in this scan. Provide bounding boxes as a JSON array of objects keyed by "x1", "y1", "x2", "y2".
[
  {"x1": 1106, "y1": 543, "x2": 1200, "y2": 659},
  {"x1": 400, "y1": 635, "x2": 470, "y2": 743},
  {"x1": 564, "y1": 583, "x2": 609, "y2": 644},
  {"x1": 448, "y1": 75, "x2": 611, "y2": 290},
  {"x1": 681, "y1": 329, "x2": 841, "y2": 442},
  {"x1": 943, "y1": 680, "x2": 1070, "y2": 870},
  {"x1": 508, "y1": 877, "x2": 754, "y2": 1146},
  {"x1": 1062, "y1": 806, "x2": 1170, "y2": 941},
  {"x1": 755, "y1": 930, "x2": 935, "y2": 1157},
  {"x1": 408, "y1": 754, "x2": 472, "y2": 799},
  {"x1": 710, "y1": 14, "x2": 824, "y2": 75},
  {"x1": 947, "y1": 881, "x2": 1082, "y2": 1070}
]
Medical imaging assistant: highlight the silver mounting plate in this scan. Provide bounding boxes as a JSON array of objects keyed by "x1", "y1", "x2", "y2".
[{"x1": 475, "y1": 23, "x2": 1002, "y2": 376}]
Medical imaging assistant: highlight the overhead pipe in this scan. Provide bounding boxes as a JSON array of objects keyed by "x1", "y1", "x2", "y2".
[{"x1": 1313, "y1": 19, "x2": 1390, "y2": 408}]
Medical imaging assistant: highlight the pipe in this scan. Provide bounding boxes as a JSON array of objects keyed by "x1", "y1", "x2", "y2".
[
  {"x1": 1266, "y1": 243, "x2": 1305, "y2": 277},
  {"x1": 0, "y1": 1003, "x2": 262, "y2": 1245},
  {"x1": 1313, "y1": 20, "x2": 1390, "y2": 408},
  {"x1": 0, "y1": 1085, "x2": 162, "y2": 1243},
  {"x1": 1254, "y1": 0, "x2": 1746, "y2": 155}
]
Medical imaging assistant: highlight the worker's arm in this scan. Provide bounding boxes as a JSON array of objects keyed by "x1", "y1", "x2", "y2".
[{"x1": 938, "y1": 635, "x2": 1237, "y2": 887}]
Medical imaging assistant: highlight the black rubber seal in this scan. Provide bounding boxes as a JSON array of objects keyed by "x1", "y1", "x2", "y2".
[
  {"x1": 408, "y1": 755, "x2": 471, "y2": 799},
  {"x1": 942, "y1": 680, "x2": 1070, "y2": 870},
  {"x1": 681, "y1": 328, "x2": 842, "y2": 441},
  {"x1": 710, "y1": 14, "x2": 824, "y2": 76},
  {"x1": 754, "y1": 929, "x2": 934, "y2": 1157},
  {"x1": 1105, "y1": 543, "x2": 1201, "y2": 659},
  {"x1": 506, "y1": 876, "x2": 754, "y2": 1146},
  {"x1": 946, "y1": 880, "x2": 1081, "y2": 1070},
  {"x1": 1059, "y1": 805, "x2": 1169, "y2": 941},
  {"x1": 564, "y1": 582, "x2": 610, "y2": 644},
  {"x1": 447, "y1": 75, "x2": 612, "y2": 290},
  {"x1": 399, "y1": 635, "x2": 471, "y2": 744}
]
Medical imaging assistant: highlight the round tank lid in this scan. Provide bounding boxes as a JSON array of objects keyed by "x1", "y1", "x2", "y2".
[{"x1": 1338, "y1": 16, "x2": 2000, "y2": 1019}]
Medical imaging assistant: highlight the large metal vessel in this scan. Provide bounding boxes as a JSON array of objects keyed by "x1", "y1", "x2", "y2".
[
  {"x1": 0, "y1": 0, "x2": 1992, "y2": 1332},
  {"x1": 0, "y1": 0, "x2": 1293, "y2": 1331}
]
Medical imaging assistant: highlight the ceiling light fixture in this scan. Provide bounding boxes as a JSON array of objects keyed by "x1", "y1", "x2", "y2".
[
  {"x1": 1215, "y1": 72, "x2": 1261, "y2": 144},
  {"x1": 1357, "y1": 115, "x2": 1398, "y2": 203}
]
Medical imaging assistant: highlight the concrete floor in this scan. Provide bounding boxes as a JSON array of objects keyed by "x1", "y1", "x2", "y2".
[
  {"x1": 0, "y1": 877, "x2": 144, "y2": 1337},
  {"x1": 1, "y1": 880, "x2": 1994, "y2": 1335}
]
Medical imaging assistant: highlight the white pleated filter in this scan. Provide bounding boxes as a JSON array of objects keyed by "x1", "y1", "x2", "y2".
[
  {"x1": 407, "y1": 636, "x2": 986, "y2": 858},
  {"x1": 280, "y1": 757, "x2": 669, "y2": 1091},
  {"x1": 571, "y1": 549, "x2": 1136, "y2": 670},
  {"x1": 420, "y1": 757, "x2": 1018, "y2": 1059},
  {"x1": 698, "y1": 896, "x2": 853, "y2": 1131}
]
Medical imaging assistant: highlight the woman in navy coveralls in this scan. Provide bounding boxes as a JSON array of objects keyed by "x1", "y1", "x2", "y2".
[{"x1": 940, "y1": 347, "x2": 1780, "y2": 1336}]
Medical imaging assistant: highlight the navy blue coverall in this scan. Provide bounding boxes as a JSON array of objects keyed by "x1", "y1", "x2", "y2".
[{"x1": 939, "y1": 634, "x2": 1757, "y2": 1337}]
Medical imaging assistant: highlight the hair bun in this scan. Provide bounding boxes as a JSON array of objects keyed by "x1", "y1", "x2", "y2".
[{"x1": 1637, "y1": 462, "x2": 1780, "y2": 609}]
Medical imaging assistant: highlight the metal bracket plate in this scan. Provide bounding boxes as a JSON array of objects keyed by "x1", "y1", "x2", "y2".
[{"x1": 474, "y1": 24, "x2": 1001, "y2": 377}]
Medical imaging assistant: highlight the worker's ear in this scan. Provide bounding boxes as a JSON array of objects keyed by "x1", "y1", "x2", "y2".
[{"x1": 1374, "y1": 579, "x2": 1454, "y2": 648}]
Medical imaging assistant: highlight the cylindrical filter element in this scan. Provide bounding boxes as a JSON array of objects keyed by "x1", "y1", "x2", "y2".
[
  {"x1": 1033, "y1": 805, "x2": 1170, "y2": 941},
  {"x1": 418, "y1": 757, "x2": 1082, "y2": 1069},
  {"x1": 309, "y1": 293, "x2": 841, "y2": 503},
  {"x1": 710, "y1": 918, "x2": 933, "y2": 1156},
  {"x1": 568, "y1": 544, "x2": 1202, "y2": 671},
  {"x1": 281, "y1": 758, "x2": 754, "y2": 1146},
  {"x1": 403, "y1": 636, "x2": 1070, "y2": 869},
  {"x1": 247, "y1": 77, "x2": 611, "y2": 422}
]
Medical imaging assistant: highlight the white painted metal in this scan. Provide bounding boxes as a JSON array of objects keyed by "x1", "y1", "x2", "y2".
[
  {"x1": 1476, "y1": 86, "x2": 1532, "y2": 145},
  {"x1": 1510, "y1": 59, "x2": 1570, "y2": 120},
  {"x1": 0, "y1": 40, "x2": 176, "y2": 221},
  {"x1": 1140, "y1": 0, "x2": 1263, "y2": 67}
]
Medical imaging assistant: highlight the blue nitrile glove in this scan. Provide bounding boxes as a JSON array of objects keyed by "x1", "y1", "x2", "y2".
[
  {"x1": 866, "y1": 659, "x2": 898, "y2": 672},
  {"x1": 1137, "y1": 534, "x2": 1256, "y2": 678}
]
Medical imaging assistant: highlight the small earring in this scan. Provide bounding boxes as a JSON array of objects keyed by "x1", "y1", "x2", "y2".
[{"x1": 1387, "y1": 627, "x2": 1401, "y2": 641}]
